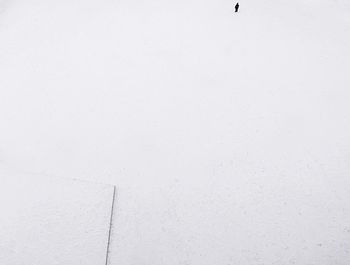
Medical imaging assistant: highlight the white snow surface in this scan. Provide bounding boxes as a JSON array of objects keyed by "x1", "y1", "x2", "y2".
[
  {"x1": 1, "y1": 0, "x2": 350, "y2": 264},
  {"x1": 0, "y1": 167, "x2": 114, "y2": 265}
]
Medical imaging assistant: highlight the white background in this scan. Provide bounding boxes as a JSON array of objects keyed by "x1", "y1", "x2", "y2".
[{"x1": 1, "y1": 0, "x2": 350, "y2": 264}]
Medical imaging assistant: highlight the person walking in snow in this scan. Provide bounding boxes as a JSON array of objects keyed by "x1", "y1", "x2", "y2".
[{"x1": 235, "y1": 2, "x2": 239, "y2": 12}]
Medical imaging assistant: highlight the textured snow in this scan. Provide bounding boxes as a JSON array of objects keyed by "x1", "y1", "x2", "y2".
[
  {"x1": 0, "y1": 168, "x2": 114, "y2": 265},
  {"x1": 0, "y1": 0, "x2": 350, "y2": 264}
]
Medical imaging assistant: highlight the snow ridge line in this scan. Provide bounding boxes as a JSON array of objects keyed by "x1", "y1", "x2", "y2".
[{"x1": 105, "y1": 185, "x2": 116, "y2": 265}]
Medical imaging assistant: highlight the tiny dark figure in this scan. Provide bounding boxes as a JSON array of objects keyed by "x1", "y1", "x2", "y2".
[{"x1": 235, "y1": 2, "x2": 239, "y2": 12}]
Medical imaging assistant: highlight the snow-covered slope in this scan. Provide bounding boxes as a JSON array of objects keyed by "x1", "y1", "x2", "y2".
[
  {"x1": 0, "y1": 167, "x2": 114, "y2": 265},
  {"x1": 1, "y1": 0, "x2": 350, "y2": 264}
]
